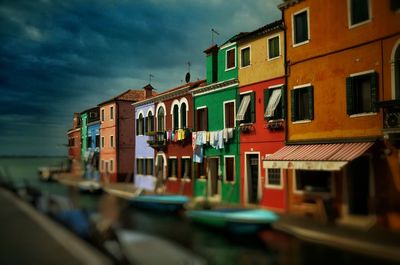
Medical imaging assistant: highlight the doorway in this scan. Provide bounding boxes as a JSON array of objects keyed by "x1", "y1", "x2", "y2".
[
  {"x1": 207, "y1": 158, "x2": 220, "y2": 197},
  {"x1": 347, "y1": 156, "x2": 371, "y2": 215},
  {"x1": 246, "y1": 154, "x2": 259, "y2": 204}
]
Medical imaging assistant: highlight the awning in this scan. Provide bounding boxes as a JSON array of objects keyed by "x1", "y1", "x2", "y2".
[
  {"x1": 237, "y1": 95, "x2": 251, "y2": 121},
  {"x1": 264, "y1": 89, "x2": 282, "y2": 118},
  {"x1": 263, "y1": 142, "x2": 374, "y2": 171}
]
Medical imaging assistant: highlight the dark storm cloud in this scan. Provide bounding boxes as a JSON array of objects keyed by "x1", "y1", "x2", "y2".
[{"x1": 0, "y1": 0, "x2": 281, "y2": 155}]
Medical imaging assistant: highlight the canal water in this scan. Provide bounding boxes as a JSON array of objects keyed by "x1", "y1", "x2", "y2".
[{"x1": 0, "y1": 157, "x2": 397, "y2": 265}]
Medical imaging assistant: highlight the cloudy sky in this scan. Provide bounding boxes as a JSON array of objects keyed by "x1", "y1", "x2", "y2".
[{"x1": 0, "y1": 0, "x2": 281, "y2": 156}]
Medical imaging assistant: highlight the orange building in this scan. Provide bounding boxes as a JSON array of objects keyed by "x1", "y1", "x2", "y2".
[
  {"x1": 67, "y1": 112, "x2": 82, "y2": 175},
  {"x1": 99, "y1": 89, "x2": 150, "y2": 183},
  {"x1": 264, "y1": 0, "x2": 400, "y2": 229}
]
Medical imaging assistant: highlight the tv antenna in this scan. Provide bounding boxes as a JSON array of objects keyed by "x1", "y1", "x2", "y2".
[
  {"x1": 211, "y1": 28, "x2": 219, "y2": 45},
  {"x1": 149, "y1": 73, "x2": 154, "y2": 84},
  {"x1": 185, "y1": 61, "x2": 191, "y2": 83}
]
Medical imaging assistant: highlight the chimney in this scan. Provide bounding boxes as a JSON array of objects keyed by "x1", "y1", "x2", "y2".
[
  {"x1": 73, "y1": 112, "x2": 81, "y2": 128},
  {"x1": 143, "y1": 84, "x2": 154, "y2": 99}
]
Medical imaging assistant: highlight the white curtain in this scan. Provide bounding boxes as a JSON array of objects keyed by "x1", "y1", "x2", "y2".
[
  {"x1": 264, "y1": 89, "x2": 282, "y2": 118},
  {"x1": 236, "y1": 95, "x2": 251, "y2": 121}
]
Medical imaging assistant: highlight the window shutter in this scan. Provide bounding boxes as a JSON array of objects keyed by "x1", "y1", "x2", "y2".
[
  {"x1": 281, "y1": 85, "x2": 286, "y2": 119},
  {"x1": 204, "y1": 108, "x2": 208, "y2": 131},
  {"x1": 250, "y1": 91, "x2": 256, "y2": 123},
  {"x1": 144, "y1": 117, "x2": 147, "y2": 134},
  {"x1": 370, "y1": 72, "x2": 378, "y2": 113},
  {"x1": 224, "y1": 104, "x2": 229, "y2": 128},
  {"x1": 136, "y1": 119, "x2": 139, "y2": 136},
  {"x1": 346, "y1": 77, "x2": 354, "y2": 115},
  {"x1": 264, "y1": 89, "x2": 271, "y2": 118},
  {"x1": 308, "y1": 86, "x2": 314, "y2": 120},
  {"x1": 290, "y1": 90, "x2": 297, "y2": 121}
]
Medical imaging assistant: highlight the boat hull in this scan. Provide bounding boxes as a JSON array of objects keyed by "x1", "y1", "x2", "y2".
[{"x1": 129, "y1": 195, "x2": 189, "y2": 212}]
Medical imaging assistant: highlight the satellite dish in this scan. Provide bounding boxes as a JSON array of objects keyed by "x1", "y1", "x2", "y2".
[{"x1": 185, "y1": 72, "x2": 190, "y2": 83}]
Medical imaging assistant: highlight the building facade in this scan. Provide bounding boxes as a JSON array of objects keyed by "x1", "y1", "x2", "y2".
[
  {"x1": 264, "y1": 0, "x2": 400, "y2": 228},
  {"x1": 236, "y1": 20, "x2": 287, "y2": 212},
  {"x1": 86, "y1": 107, "x2": 100, "y2": 181}
]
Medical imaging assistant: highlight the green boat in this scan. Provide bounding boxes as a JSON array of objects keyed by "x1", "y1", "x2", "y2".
[
  {"x1": 186, "y1": 208, "x2": 279, "y2": 234},
  {"x1": 128, "y1": 195, "x2": 189, "y2": 212}
]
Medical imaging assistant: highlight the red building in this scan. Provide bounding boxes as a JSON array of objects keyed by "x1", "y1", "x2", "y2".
[
  {"x1": 67, "y1": 112, "x2": 82, "y2": 174},
  {"x1": 145, "y1": 80, "x2": 205, "y2": 195},
  {"x1": 236, "y1": 21, "x2": 287, "y2": 212}
]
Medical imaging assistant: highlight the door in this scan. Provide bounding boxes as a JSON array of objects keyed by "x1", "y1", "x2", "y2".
[
  {"x1": 347, "y1": 156, "x2": 370, "y2": 215},
  {"x1": 247, "y1": 154, "x2": 259, "y2": 204},
  {"x1": 208, "y1": 158, "x2": 220, "y2": 197}
]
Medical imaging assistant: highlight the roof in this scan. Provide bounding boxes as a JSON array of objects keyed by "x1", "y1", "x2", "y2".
[
  {"x1": 203, "y1": 44, "x2": 219, "y2": 54},
  {"x1": 98, "y1": 89, "x2": 156, "y2": 106},
  {"x1": 232, "y1": 20, "x2": 284, "y2": 42},
  {"x1": 132, "y1": 79, "x2": 206, "y2": 107},
  {"x1": 80, "y1": 106, "x2": 99, "y2": 115},
  {"x1": 278, "y1": 0, "x2": 305, "y2": 10}
]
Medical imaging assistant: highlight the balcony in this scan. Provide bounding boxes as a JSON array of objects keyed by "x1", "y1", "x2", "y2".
[
  {"x1": 376, "y1": 100, "x2": 400, "y2": 147},
  {"x1": 146, "y1": 131, "x2": 167, "y2": 149}
]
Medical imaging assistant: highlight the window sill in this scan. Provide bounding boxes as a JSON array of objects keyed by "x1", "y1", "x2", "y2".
[
  {"x1": 181, "y1": 178, "x2": 192, "y2": 183},
  {"x1": 239, "y1": 64, "x2": 251, "y2": 69},
  {"x1": 225, "y1": 67, "x2": 236, "y2": 72},
  {"x1": 265, "y1": 184, "x2": 283, "y2": 190},
  {"x1": 292, "y1": 119, "x2": 312, "y2": 124},
  {"x1": 349, "y1": 112, "x2": 377, "y2": 118},
  {"x1": 292, "y1": 39, "x2": 310, "y2": 48},
  {"x1": 224, "y1": 180, "x2": 235, "y2": 185},
  {"x1": 267, "y1": 55, "x2": 281, "y2": 62},
  {"x1": 168, "y1": 177, "x2": 178, "y2": 181},
  {"x1": 348, "y1": 19, "x2": 372, "y2": 29},
  {"x1": 197, "y1": 177, "x2": 207, "y2": 182}
]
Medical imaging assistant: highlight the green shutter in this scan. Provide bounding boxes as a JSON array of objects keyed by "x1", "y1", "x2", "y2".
[
  {"x1": 346, "y1": 77, "x2": 354, "y2": 115},
  {"x1": 291, "y1": 89, "x2": 297, "y2": 121},
  {"x1": 264, "y1": 89, "x2": 272, "y2": 119},
  {"x1": 136, "y1": 119, "x2": 139, "y2": 136},
  {"x1": 370, "y1": 72, "x2": 378, "y2": 113},
  {"x1": 281, "y1": 85, "x2": 286, "y2": 119},
  {"x1": 144, "y1": 117, "x2": 147, "y2": 134},
  {"x1": 250, "y1": 91, "x2": 256, "y2": 123},
  {"x1": 308, "y1": 86, "x2": 314, "y2": 120}
]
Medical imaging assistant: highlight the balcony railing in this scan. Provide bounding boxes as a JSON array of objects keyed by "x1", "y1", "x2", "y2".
[
  {"x1": 376, "y1": 100, "x2": 400, "y2": 131},
  {"x1": 146, "y1": 131, "x2": 166, "y2": 149}
]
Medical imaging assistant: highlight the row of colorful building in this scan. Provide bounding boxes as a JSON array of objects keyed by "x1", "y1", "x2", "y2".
[{"x1": 67, "y1": 0, "x2": 400, "y2": 229}]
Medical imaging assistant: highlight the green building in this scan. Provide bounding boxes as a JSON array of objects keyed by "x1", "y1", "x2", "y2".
[
  {"x1": 191, "y1": 38, "x2": 240, "y2": 203},
  {"x1": 80, "y1": 112, "x2": 88, "y2": 160}
]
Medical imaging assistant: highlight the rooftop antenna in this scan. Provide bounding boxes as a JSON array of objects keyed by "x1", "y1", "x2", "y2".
[
  {"x1": 211, "y1": 28, "x2": 219, "y2": 45},
  {"x1": 149, "y1": 73, "x2": 154, "y2": 84},
  {"x1": 185, "y1": 61, "x2": 191, "y2": 83}
]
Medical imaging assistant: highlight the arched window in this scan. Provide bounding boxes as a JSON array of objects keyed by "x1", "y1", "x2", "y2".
[
  {"x1": 137, "y1": 113, "x2": 144, "y2": 135},
  {"x1": 180, "y1": 103, "x2": 187, "y2": 128},
  {"x1": 395, "y1": 45, "x2": 400, "y2": 99},
  {"x1": 147, "y1": 110, "x2": 154, "y2": 132},
  {"x1": 173, "y1": 105, "x2": 179, "y2": 130},
  {"x1": 157, "y1": 107, "x2": 165, "y2": 131}
]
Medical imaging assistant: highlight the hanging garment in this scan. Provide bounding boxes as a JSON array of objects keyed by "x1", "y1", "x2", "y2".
[
  {"x1": 202, "y1": 131, "x2": 207, "y2": 144},
  {"x1": 192, "y1": 132, "x2": 197, "y2": 151},
  {"x1": 210, "y1": 131, "x2": 217, "y2": 149},
  {"x1": 227, "y1": 128, "x2": 234, "y2": 139},
  {"x1": 178, "y1": 129, "x2": 185, "y2": 140},
  {"x1": 217, "y1": 130, "x2": 224, "y2": 149},
  {"x1": 193, "y1": 145, "x2": 203, "y2": 163},
  {"x1": 171, "y1": 130, "x2": 175, "y2": 141},
  {"x1": 223, "y1": 128, "x2": 228, "y2": 142},
  {"x1": 196, "y1": 131, "x2": 203, "y2": 146},
  {"x1": 206, "y1": 131, "x2": 210, "y2": 143}
]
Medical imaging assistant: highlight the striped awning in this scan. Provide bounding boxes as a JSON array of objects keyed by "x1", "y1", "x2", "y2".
[{"x1": 263, "y1": 142, "x2": 374, "y2": 171}]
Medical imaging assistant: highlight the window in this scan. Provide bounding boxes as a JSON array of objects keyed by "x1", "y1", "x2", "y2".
[
  {"x1": 267, "y1": 35, "x2": 280, "y2": 60},
  {"x1": 226, "y1": 47, "x2": 236, "y2": 70},
  {"x1": 145, "y1": 158, "x2": 153, "y2": 175},
  {"x1": 181, "y1": 158, "x2": 191, "y2": 179},
  {"x1": 180, "y1": 103, "x2": 187, "y2": 129},
  {"x1": 346, "y1": 72, "x2": 378, "y2": 115},
  {"x1": 136, "y1": 159, "x2": 144, "y2": 175},
  {"x1": 295, "y1": 170, "x2": 331, "y2": 193},
  {"x1": 264, "y1": 87, "x2": 283, "y2": 120},
  {"x1": 110, "y1": 135, "x2": 114, "y2": 148},
  {"x1": 194, "y1": 162, "x2": 206, "y2": 179},
  {"x1": 237, "y1": 92, "x2": 255, "y2": 123},
  {"x1": 173, "y1": 104, "x2": 179, "y2": 130},
  {"x1": 241, "y1": 47, "x2": 250, "y2": 68},
  {"x1": 110, "y1": 106, "x2": 114, "y2": 120},
  {"x1": 168, "y1": 158, "x2": 177, "y2": 178},
  {"x1": 224, "y1": 157, "x2": 235, "y2": 182},
  {"x1": 157, "y1": 107, "x2": 165, "y2": 131},
  {"x1": 101, "y1": 109, "x2": 105, "y2": 122},
  {"x1": 291, "y1": 85, "x2": 313, "y2": 122},
  {"x1": 109, "y1": 160, "x2": 113, "y2": 172},
  {"x1": 87, "y1": 136, "x2": 92, "y2": 149},
  {"x1": 266, "y1": 168, "x2": 282, "y2": 187},
  {"x1": 101, "y1": 160, "x2": 104, "y2": 171},
  {"x1": 394, "y1": 45, "x2": 400, "y2": 99},
  {"x1": 349, "y1": 0, "x2": 371, "y2": 27},
  {"x1": 68, "y1": 138, "x2": 75, "y2": 147},
  {"x1": 391, "y1": 0, "x2": 400, "y2": 12},
  {"x1": 224, "y1": 101, "x2": 235, "y2": 128},
  {"x1": 147, "y1": 111, "x2": 154, "y2": 133},
  {"x1": 101, "y1": 136, "x2": 105, "y2": 148},
  {"x1": 137, "y1": 113, "x2": 144, "y2": 135},
  {"x1": 196, "y1": 108, "x2": 208, "y2": 131},
  {"x1": 293, "y1": 9, "x2": 309, "y2": 45},
  {"x1": 95, "y1": 135, "x2": 100, "y2": 148}
]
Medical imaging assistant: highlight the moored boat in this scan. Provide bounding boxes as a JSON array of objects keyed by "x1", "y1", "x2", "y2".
[
  {"x1": 186, "y1": 208, "x2": 279, "y2": 234},
  {"x1": 77, "y1": 180, "x2": 103, "y2": 194},
  {"x1": 128, "y1": 194, "x2": 189, "y2": 212}
]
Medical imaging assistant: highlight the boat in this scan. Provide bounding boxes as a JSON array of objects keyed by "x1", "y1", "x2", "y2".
[
  {"x1": 128, "y1": 194, "x2": 189, "y2": 212},
  {"x1": 186, "y1": 208, "x2": 279, "y2": 234},
  {"x1": 114, "y1": 229, "x2": 206, "y2": 265},
  {"x1": 77, "y1": 180, "x2": 103, "y2": 194},
  {"x1": 38, "y1": 166, "x2": 66, "y2": 181}
]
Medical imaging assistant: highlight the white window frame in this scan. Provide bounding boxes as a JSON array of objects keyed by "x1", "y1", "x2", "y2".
[
  {"x1": 348, "y1": 69, "x2": 377, "y2": 118},
  {"x1": 101, "y1": 136, "x2": 105, "y2": 148},
  {"x1": 137, "y1": 112, "x2": 145, "y2": 136},
  {"x1": 267, "y1": 33, "x2": 281, "y2": 61},
  {"x1": 347, "y1": 0, "x2": 372, "y2": 29},
  {"x1": 171, "y1": 99, "x2": 180, "y2": 130},
  {"x1": 168, "y1": 157, "x2": 178, "y2": 180},
  {"x1": 239, "y1": 45, "x2": 251, "y2": 69},
  {"x1": 225, "y1": 47, "x2": 237, "y2": 71},
  {"x1": 264, "y1": 86, "x2": 283, "y2": 118},
  {"x1": 291, "y1": 83, "x2": 313, "y2": 124},
  {"x1": 110, "y1": 106, "x2": 114, "y2": 120},
  {"x1": 391, "y1": 40, "x2": 400, "y2": 100},
  {"x1": 292, "y1": 7, "x2": 310, "y2": 47},
  {"x1": 236, "y1": 92, "x2": 252, "y2": 122},
  {"x1": 109, "y1": 159, "x2": 114, "y2": 173},
  {"x1": 265, "y1": 168, "x2": 283, "y2": 189},
  {"x1": 223, "y1": 155, "x2": 236, "y2": 184},
  {"x1": 223, "y1": 100, "x2": 236, "y2": 129},
  {"x1": 101, "y1": 108, "x2": 105, "y2": 122},
  {"x1": 179, "y1": 97, "x2": 189, "y2": 129},
  {"x1": 181, "y1": 156, "x2": 192, "y2": 181},
  {"x1": 110, "y1": 135, "x2": 114, "y2": 148},
  {"x1": 155, "y1": 103, "x2": 166, "y2": 132}
]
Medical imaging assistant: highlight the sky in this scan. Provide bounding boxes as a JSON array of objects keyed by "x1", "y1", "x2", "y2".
[{"x1": 0, "y1": 0, "x2": 282, "y2": 156}]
